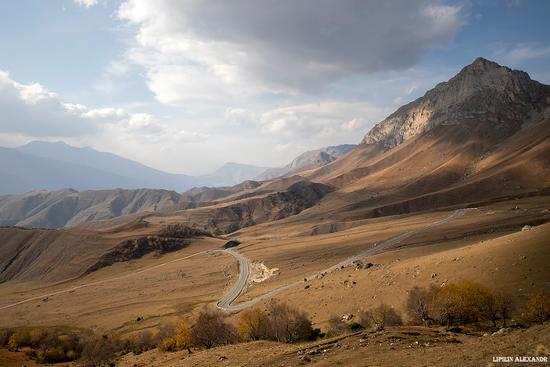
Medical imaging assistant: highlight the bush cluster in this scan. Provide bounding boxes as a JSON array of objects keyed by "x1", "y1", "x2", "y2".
[
  {"x1": 327, "y1": 304, "x2": 403, "y2": 336},
  {"x1": 0, "y1": 327, "x2": 120, "y2": 365},
  {"x1": 404, "y1": 281, "x2": 550, "y2": 328},
  {"x1": 160, "y1": 302, "x2": 317, "y2": 352}
]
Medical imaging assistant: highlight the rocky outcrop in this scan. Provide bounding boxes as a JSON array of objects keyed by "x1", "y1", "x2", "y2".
[
  {"x1": 363, "y1": 57, "x2": 550, "y2": 148},
  {"x1": 85, "y1": 225, "x2": 211, "y2": 274},
  {"x1": 200, "y1": 181, "x2": 334, "y2": 234},
  {"x1": 257, "y1": 144, "x2": 356, "y2": 180}
]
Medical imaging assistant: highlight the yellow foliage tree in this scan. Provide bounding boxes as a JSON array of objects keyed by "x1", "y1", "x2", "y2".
[
  {"x1": 237, "y1": 308, "x2": 268, "y2": 341},
  {"x1": 7, "y1": 334, "x2": 18, "y2": 351},
  {"x1": 431, "y1": 280, "x2": 494, "y2": 328},
  {"x1": 174, "y1": 323, "x2": 192, "y2": 352},
  {"x1": 524, "y1": 290, "x2": 550, "y2": 324},
  {"x1": 160, "y1": 322, "x2": 192, "y2": 353}
]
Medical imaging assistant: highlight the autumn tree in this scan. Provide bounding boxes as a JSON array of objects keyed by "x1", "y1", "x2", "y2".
[
  {"x1": 360, "y1": 304, "x2": 402, "y2": 330},
  {"x1": 191, "y1": 309, "x2": 236, "y2": 348},
  {"x1": 406, "y1": 285, "x2": 438, "y2": 325},
  {"x1": 160, "y1": 322, "x2": 192, "y2": 353},
  {"x1": 237, "y1": 308, "x2": 269, "y2": 341},
  {"x1": 7, "y1": 334, "x2": 18, "y2": 352},
  {"x1": 524, "y1": 290, "x2": 550, "y2": 324},
  {"x1": 265, "y1": 301, "x2": 315, "y2": 343}
]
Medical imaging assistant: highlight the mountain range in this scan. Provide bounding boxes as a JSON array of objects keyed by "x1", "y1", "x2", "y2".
[
  {"x1": 0, "y1": 141, "x2": 356, "y2": 195},
  {"x1": 1, "y1": 57, "x2": 549, "y2": 364},
  {"x1": 0, "y1": 58, "x2": 548, "y2": 231}
]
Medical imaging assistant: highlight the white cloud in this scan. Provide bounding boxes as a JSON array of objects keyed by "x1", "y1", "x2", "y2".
[
  {"x1": 259, "y1": 101, "x2": 391, "y2": 140},
  {"x1": 117, "y1": 0, "x2": 462, "y2": 103},
  {"x1": 0, "y1": 69, "x2": 205, "y2": 147},
  {"x1": 74, "y1": 0, "x2": 98, "y2": 8},
  {"x1": 0, "y1": 70, "x2": 96, "y2": 136},
  {"x1": 493, "y1": 44, "x2": 550, "y2": 65}
]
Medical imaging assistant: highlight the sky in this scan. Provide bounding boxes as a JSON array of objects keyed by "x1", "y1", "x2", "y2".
[{"x1": 0, "y1": 0, "x2": 549, "y2": 175}]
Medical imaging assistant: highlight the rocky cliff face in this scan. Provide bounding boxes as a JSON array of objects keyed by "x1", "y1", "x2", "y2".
[
  {"x1": 363, "y1": 57, "x2": 550, "y2": 148},
  {"x1": 257, "y1": 144, "x2": 356, "y2": 180}
]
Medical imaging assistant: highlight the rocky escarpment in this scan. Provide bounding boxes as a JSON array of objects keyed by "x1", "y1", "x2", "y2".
[
  {"x1": 363, "y1": 57, "x2": 550, "y2": 148},
  {"x1": 199, "y1": 181, "x2": 334, "y2": 234},
  {"x1": 85, "y1": 225, "x2": 211, "y2": 274}
]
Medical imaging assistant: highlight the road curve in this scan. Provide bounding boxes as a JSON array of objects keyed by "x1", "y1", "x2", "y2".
[
  {"x1": 217, "y1": 208, "x2": 472, "y2": 312},
  {"x1": 0, "y1": 209, "x2": 472, "y2": 313},
  {"x1": 216, "y1": 249, "x2": 250, "y2": 309}
]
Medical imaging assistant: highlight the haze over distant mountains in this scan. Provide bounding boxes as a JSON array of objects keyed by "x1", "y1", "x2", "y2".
[
  {"x1": 0, "y1": 141, "x2": 357, "y2": 195},
  {"x1": 0, "y1": 141, "x2": 267, "y2": 194}
]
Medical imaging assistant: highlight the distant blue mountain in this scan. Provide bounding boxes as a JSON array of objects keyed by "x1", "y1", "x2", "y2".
[
  {"x1": 17, "y1": 141, "x2": 194, "y2": 192},
  {"x1": 0, "y1": 141, "x2": 270, "y2": 194}
]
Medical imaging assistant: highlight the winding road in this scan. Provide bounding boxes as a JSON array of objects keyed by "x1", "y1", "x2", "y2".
[
  {"x1": 0, "y1": 209, "x2": 471, "y2": 313},
  {"x1": 216, "y1": 208, "x2": 472, "y2": 312},
  {"x1": 216, "y1": 249, "x2": 250, "y2": 309}
]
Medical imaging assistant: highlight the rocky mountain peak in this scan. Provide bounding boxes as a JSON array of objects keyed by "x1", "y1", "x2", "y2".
[
  {"x1": 362, "y1": 57, "x2": 550, "y2": 148},
  {"x1": 468, "y1": 57, "x2": 501, "y2": 71}
]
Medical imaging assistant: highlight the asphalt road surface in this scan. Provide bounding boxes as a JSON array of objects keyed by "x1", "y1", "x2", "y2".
[
  {"x1": 216, "y1": 249, "x2": 250, "y2": 309},
  {"x1": 217, "y1": 208, "x2": 472, "y2": 312}
]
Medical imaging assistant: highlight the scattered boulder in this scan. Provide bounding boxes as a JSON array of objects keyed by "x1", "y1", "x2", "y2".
[
  {"x1": 341, "y1": 314, "x2": 354, "y2": 322},
  {"x1": 492, "y1": 328, "x2": 509, "y2": 336},
  {"x1": 431, "y1": 272, "x2": 438, "y2": 279},
  {"x1": 343, "y1": 279, "x2": 355, "y2": 288},
  {"x1": 223, "y1": 240, "x2": 241, "y2": 249},
  {"x1": 521, "y1": 225, "x2": 533, "y2": 231}
]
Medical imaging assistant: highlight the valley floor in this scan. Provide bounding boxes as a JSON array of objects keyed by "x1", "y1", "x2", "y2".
[
  {"x1": 0, "y1": 197, "x2": 549, "y2": 335},
  {"x1": 0, "y1": 196, "x2": 548, "y2": 366}
]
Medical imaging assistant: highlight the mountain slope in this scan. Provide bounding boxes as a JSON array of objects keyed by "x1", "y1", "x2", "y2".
[
  {"x1": 0, "y1": 188, "x2": 182, "y2": 228},
  {"x1": 257, "y1": 144, "x2": 356, "y2": 180},
  {"x1": 363, "y1": 57, "x2": 549, "y2": 148},
  {"x1": 246, "y1": 58, "x2": 550, "y2": 233}
]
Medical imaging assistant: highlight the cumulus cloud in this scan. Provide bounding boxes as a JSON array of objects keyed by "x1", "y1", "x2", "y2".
[
  {"x1": 117, "y1": 0, "x2": 462, "y2": 102},
  {"x1": 0, "y1": 70, "x2": 96, "y2": 136},
  {"x1": 74, "y1": 0, "x2": 98, "y2": 8},
  {"x1": 493, "y1": 44, "x2": 550, "y2": 65},
  {"x1": 259, "y1": 101, "x2": 391, "y2": 140},
  {"x1": 0, "y1": 69, "x2": 204, "y2": 146}
]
